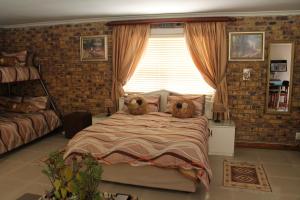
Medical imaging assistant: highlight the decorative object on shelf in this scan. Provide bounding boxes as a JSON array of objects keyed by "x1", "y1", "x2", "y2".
[
  {"x1": 42, "y1": 151, "x2": 102, "y2": 200},
  {"x1": 213, "y1": 103, "x2": 226, "y2": 123},
  {"x1": 104, "y1": 99, "x2": 114, "y2": 116},
  {"x1": 80, "y1": 35, "x2": 108, "y2": 61},
  {"x1": 228, "y1": 32, "x2": 265, "y2": 61}
]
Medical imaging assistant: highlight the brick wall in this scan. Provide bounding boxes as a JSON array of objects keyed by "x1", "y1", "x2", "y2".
[
  {"x1": 0, "y1": 29, "x2": 4, "y2": 51},
  {"x1": 1, "y1": 22, "x2": 112, "y2": 115},
  {"x1": 0, "y1": 15, "x2": 299, "y2": 145},
  {"x1": 227, "y1": 16, "x2": 300, "y2": 145}
]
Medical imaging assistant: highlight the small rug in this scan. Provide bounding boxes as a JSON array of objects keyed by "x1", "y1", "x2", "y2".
[
  {"x1": 17, "y1": 192, "x2": 138, "y2": 200},
  {"x1": 223, "y1": 160, "x2": 272, "y2": 192}
]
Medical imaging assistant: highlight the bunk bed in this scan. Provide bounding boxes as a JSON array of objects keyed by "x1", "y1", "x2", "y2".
[{"x1": 0, "y1": 51, "x2": 62, "y2": 155}]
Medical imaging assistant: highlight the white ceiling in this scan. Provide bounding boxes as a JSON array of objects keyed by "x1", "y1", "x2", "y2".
[{"x1": 0, "y1": 0, "x2": 299, "y2": 27}]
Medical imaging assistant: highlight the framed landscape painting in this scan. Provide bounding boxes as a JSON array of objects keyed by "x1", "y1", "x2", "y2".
[
  {"x1": 80, "y1": 35, "x2": 108, "y2": 61},
  {"x1": 229, "y1": 32, "x2": 265, "y2": 61}
]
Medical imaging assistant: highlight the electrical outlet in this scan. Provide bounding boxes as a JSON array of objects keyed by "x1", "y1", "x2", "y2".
[{"x1": 296, "y1": 132, "x2": 300, "y2": 140}]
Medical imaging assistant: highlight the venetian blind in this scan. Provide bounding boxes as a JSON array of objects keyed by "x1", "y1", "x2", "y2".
[{"x1": 123, "y1": 29, "x2": 215, "y2": 94}]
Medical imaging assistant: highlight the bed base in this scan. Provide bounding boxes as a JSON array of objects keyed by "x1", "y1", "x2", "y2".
[{"x1": 101, "y1": 164, "x2": 197, "y2": 192}]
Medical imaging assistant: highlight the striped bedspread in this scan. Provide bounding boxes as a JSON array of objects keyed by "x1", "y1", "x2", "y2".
[
  {"x1": 64, "y1": 112, "x2": 212, "y2": 189},
  {"x1": 0, "y1": 110, "x2": 61, "y2": 155},
  {"x1": 0, "y1": 66, "x2": 40, "y2": 83}
]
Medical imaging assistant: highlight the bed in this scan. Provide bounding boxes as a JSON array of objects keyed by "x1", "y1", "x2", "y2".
[
  {"x1": 64, "y1": 110, "x2": 212, "y2": 192},
  {"x1": 0, "y1": 109, "x2": 61, "y2": 154},
  {"x1": 0, "y1": 50, "x2": 62, "y2": 155},
  {"x1": 0, "y1": 66, "x2": 40, "y2": 83}
]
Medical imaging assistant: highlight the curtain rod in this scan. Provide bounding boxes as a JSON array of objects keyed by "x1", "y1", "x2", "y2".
[{"x1": 106, "y1": 17, "x2": 236, "y2": 26}]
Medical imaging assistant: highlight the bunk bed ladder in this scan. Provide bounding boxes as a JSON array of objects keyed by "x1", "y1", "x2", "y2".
[{"x1": 37, "y1": 64, "x2": 62, "y2": 120}]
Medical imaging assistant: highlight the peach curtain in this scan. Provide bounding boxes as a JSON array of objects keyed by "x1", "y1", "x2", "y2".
[
  {"x1": 184, "y1": 22, "x2": 229, "y2": 120},
  {"x1": 111, "y1": 24, "x2": 150, "y2": 107}
]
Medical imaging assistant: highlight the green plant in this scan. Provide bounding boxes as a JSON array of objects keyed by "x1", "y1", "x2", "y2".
[{"x1": 42, "y1": 151, "x2": 102, "y2": 200}]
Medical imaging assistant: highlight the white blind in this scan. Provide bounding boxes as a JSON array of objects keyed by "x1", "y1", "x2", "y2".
[{"x1": 123, "y1": 31, "x2": 215, "y2": 94}]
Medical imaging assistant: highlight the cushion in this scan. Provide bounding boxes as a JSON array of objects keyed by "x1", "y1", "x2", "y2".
[
  {"x1": 0, "y1": 96, "x2": 49, "y2": 111},
  {"x1": 23, "y1": 96, "x2": 49, "y2": 110},
  {"x1": 126, "y1": 95, "x2": 148, "y2": 115},
  {"x1": 144, "y1": 90, "x2": 169, "y2": 112},
  {"x1": 4, "y1": 101, "x2": 40, "y2": 113},
  {"x1": 166, "y1": 95, "x2": 205, "y2": 116},
  {"x1": 123, "y1": 94, "x2": 160, "y2": 113},
  {"x1": 0, "y1": 56, "x2": 19, "y2": 66},
  {"x1": 1, "y1": 50, "x2": 27, "y2": 66},
  {"x1": 172, "y1": 99, "x2": 195, "y2": 118}
]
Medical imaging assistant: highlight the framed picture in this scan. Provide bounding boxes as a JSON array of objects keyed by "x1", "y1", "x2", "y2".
[
  {"x1": 243, "y1": 68, "x2": 251, "y2": 80},
  {"x1": 229, "y1": 32, "x2": 265, "y2": 61},
  {"x1": 270, "y1": 60, "x2": 287, "y2": 72},
  {"x1": 80, "y1": 35, "x2": 108, "y2": 61}
]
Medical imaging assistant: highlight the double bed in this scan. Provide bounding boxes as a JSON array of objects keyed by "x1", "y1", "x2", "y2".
[{"x1": 64, "y1": 106, "x2": 212, "y2": 192}]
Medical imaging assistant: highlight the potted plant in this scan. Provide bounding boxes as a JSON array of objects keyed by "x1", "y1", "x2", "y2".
[{"x1": 41, "y1": 151, "x2": 102, "y2": 200}]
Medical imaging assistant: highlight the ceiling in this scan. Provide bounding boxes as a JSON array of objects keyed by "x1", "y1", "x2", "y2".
[{"x1": 0, "y1": 0, "x2": 299, "y2": 27}]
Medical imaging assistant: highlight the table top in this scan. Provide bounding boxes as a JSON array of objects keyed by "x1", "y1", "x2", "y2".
[{"x1": 209, "y1": 120, "x2": 235, "y2": 127}]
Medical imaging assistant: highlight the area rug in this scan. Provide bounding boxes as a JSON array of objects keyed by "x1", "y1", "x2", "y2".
[
  {"x1": 223, "y1": 160, "x2": 272, "y2": 192},
  {"x1": 17, "y1": 192, "x2": 138, "y2": 200}
]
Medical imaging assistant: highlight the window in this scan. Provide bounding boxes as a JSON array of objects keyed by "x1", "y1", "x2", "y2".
[{"x1": 123, "y1": 28, "x2": 215, "y2": 94}]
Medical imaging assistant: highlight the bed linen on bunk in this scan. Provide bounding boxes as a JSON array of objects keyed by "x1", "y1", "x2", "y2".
[
  {"x1": 0, "y1": 66, "x2": 40, "y2": 83},
  {"x1": 64, "y1": 111, "x2": 212, "y2": 189},
  {"x1": 0, "y1": 110, "x2": 61, "y2": 155}
]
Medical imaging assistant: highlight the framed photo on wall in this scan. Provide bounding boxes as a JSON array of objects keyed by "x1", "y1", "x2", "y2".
[
  {"x1": 228, "y1": 32, "x2": 265, "y2": 61},
  {"x1": 80, "y1": 35, "x2": 108, "y2": 61},
  {"x1": 270, "y1": 60, "x2": 287, "y2": 72}
]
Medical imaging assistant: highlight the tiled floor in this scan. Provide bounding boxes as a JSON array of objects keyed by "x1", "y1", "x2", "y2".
[{"x1": 0, "y1": 133, "x2": 300, "y2": 200}]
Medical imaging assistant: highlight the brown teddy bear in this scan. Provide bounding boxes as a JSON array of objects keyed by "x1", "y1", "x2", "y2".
[
  {"x1": 127, "y1": 95, "x2": 148, "y2": 115},
  {"x1": 172, "y1": 99, "x2": 195, "y2": 118}
]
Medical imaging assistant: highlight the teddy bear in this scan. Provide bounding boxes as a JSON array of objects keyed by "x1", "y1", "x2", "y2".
[
  {"x1": 172, "y1": 99, "x2": 195, "y2": 118},
  {"x1": 126, "y1": 95, "x2": 148, "y2": 115}
]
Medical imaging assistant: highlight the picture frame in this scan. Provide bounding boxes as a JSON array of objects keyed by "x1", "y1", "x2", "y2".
[
  {"x1": 80, "y1": 35, "x2": 108, "y2": 61},
  {"x1": 270, "y1": 60, "x2": 287, "y2": 72},
  {"x1": 243, "y1": 68, "x2": 252, "y2": 80},
  {"x1": 228, "y1": 32, "x2": 265, "y2": 61}
]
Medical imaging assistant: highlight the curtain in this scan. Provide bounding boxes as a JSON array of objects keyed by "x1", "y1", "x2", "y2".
[
  {"x1": 111, "y1": 24, "x2": 150, "y2": 108},
  {"x1": 184, "y1": 22, "x2": 229, "y2": 120}
]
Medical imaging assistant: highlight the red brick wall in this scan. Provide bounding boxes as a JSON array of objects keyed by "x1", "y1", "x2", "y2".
[
  {"x1": 227, "y1": 16, "x2": 300, "y2": 145},
  {"x1": 1, "y1": 22, "x2": 112, "y2": 115},
  {"x1": 0, "y1": 15, "x2": 299, "y2": 145}
]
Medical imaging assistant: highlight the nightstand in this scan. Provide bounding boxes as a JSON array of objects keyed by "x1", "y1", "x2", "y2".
[
  {"x1": 63, "y1": 112, "x2": 92, "y2": 139},
  {"x1": 92, "y1": 113, "x2": 109, "y2": 124},
  {"x1": 208, "y1": 120, "x2": 235, "y2": 156}
]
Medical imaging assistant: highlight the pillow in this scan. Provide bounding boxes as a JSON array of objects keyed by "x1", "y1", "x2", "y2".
[
  {"x1": 144, "y1": 90, "x2": 169, "y2": 112},
  {"x1": 0, "y1": 96, "x2": 49, "y2": 111},
  {"x1": 123, "y1": 94, "x2": 160, "y2": 113},
  {"x1": 5, "y1": 101, "x2": 40, "y2": 113},
  {"x1": 23, "y1": 96, "x2": 49, "y2": 110},
  {"x1": 172, "y1": 99, "x2": 195, "y2": 118},
  {"x1": 0, "y1": 56, "x2": 19, "y2": 66},
  {"x1": 126, "y1": 95, "x2": 148, "y2": 115},
  {"x1": 1, "y1": 50, "x2": 27, "y2": 66},
  {"x1": 166, "y1": 95, "x2": 205, "y2": 116}
]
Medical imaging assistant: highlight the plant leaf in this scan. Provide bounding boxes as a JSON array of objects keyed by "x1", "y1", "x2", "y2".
[
  {"x1": 53, "y1": 179, "x2": 61, "y2": 190},
  {"x1": 61, "y1": 188, "x2": 67, "y2": 199}
]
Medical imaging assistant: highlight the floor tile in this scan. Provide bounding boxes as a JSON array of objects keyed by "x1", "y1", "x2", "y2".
[
  {"x1": 1, "y1": 133, "x2": 300, "y2": 200},
  {"x1": 264, "y1": 163, "x2": 300, "y2": 179},
  {"x1": 269, "y1": 176, "x2": 300, "y2": 196}
]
